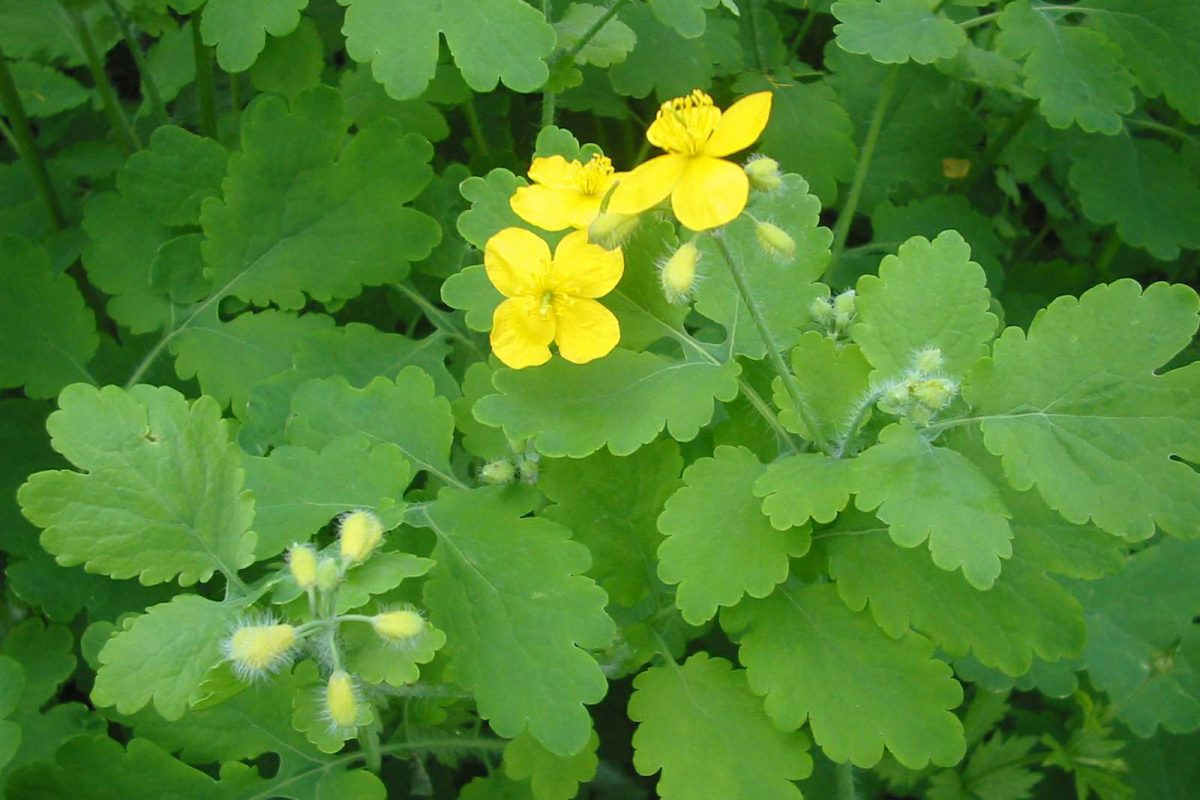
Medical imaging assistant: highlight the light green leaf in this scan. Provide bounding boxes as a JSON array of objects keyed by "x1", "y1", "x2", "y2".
[
  {"x1": 833, "y1": 0, "x2": 966, "y2": 65},
  {"x1": 9, "y1": 61, "x2": 88, "y2": 117},
  {"x1": 629, "y1": 653, "x2": 812, "y2": 799},
  {"x1": 461, "y1": 775, "x2": 537, "y2": 800},
  {"x1": 609, "y1": 4, "x2": 741, "y2": 99},
  {"x1": 756, "y1": 452, "x2": 857, "y2": 528},
  {"x1": 117, "y1": 125, "x2": 228, "y2": 227},
  {"x1": 853, "y1": 421, "x2": 1013, "y2": 589},
  {"x1": 145, "y1": 19, "x2": 196, "y2": 104},
  {"x1": 995, "y1": 0, "x2": 1134, "y2": 134},
  {"x1": 341, "y1": 618, "x2": 445, "y2": 686},
  {"x1": 646, "y1": 0, "x2": 719, "y2": 38},
  {"x1": 338, "y1": 0, "x2": 555, "y2": 99},
  {"x1": 0, "y1": 237, "x2": 97, "y2": 399},
  {"x1": 335, "y1": 551, "x2": 434, "y2": 613},
  {"x1": 658, "y1": 446, "x2": 810, "y2": 625},
  {"x1": 774, "y1": 331, "x2": 871, "y2": 442},
  {"x1": 852, "y1": 231, "x2": 998, "y2": 379},
  {"x1": 248, "y1": 16, "x2": 323, "y2": 98},
  {"x1": 871, "y1": 195, "x2": 1006, "y2": 288},
  {"x1": 962, "y1": 280, "x2": 1200, "y2": 541},
  {"x1": 503, "y1": 729, "x2": 599, "y2": 800},
  {"x1": 1067, "y1": 133, "x2": 1200, "y2": 261},
  {"x1": 285, "y1": 369, "x2": 458, "y2": 488},
  {"x1": 456, "y1": 168, "x2": 529, "y2": 250},
  {"x1": 724, "y1": 581, "x2": 965, "y2": 768},
  {"x1": 201, "y1": 87, "x2": 440, "y2": 309},
  {"x1": 474, "y1": 350, "x2": 740, "y2": 458},
  {"x1": 199, "y1": 0, "x2": 308, "y2": 72},
  {"x1": 453, "y1": 362, "x2": 510, "y2": 460},
  {"x1": 604, "y1": 219, "x2": 689, "y2": 351},
  {"x1": 91, "y1": 595, "x2": 237, "y2": 720},
  {"x1": 555, "y1": 3, "x2": 637, "y2": 67},
  {"x1": 695, "y1": 174, "x2": 831, "y2": 359},
  {"x1": 540, "y1": 440, "x2": 683, "y2": 608},
  {"x1": 339, "y1": 65, "x2": 450, "y2": 142},
  {"x1": 80, "y1": 192, "x2": 173, "y2": 334},
  {"x1": 243, "y1": 439, "x2": 413, "y2": 559},
  {"x1": 442, "y1": 265, "x2": 504, "y2": 332},
  {"x1": 19, "y1": 384, "x2": 256, "y2": 586},
  {"x1": 419, "y1": 487, "x2": 614, "y2": 756},
  {"x1": 1070, "y1": 539, "x2": 1200, "y2": 736},
  {"x1": 291, "y1": 659, "x2": 375, "y2": 753}
]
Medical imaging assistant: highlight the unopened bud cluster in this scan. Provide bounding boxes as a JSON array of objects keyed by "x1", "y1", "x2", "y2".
[
  {"x1": 745, "y1": 155, "x2": 783, "y2": 192},
  {"x1": 810, "y1": 289, "x2": 857, "y2": 340},
  {"x1": 479, "y1": 439, "x2": 541, "y2": 486},
  {"x1": 874, "y1": 347, "x2": 958, "y2": 425}
]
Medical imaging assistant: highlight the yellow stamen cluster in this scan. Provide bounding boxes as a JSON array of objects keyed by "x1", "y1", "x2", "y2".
[
  {"x1": 572, "y1": 154, "x2": 615, "y2": 194},
  {"x1": 649, "y1": 90, "x2": 722, "y2": 155}
]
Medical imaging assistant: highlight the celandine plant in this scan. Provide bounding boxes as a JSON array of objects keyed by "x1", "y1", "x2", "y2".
[{"x1": 0, "y1": 2, "x2": 1198, "y2": 799}]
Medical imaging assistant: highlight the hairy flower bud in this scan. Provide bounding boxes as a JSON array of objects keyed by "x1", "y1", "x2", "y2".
[
  {"x1": 754, "y1": 220, "x2": 796, "y2": 262},
  {"x1": 912, "y1": 377, "x2": 956, "y2": 411},
  {"x1": 324, "y1": 670, "x2": 360, "y2": 729},
  {"x1": 744, "y1": 155, "x2": 783, "y2": 192},
  {"x1": 480, "y1": 459, "x2": 516, "y2": 485},
  {"x1": 314, "y1": 557, "x2": 340, "y2": 592},
  {"x1": 372, "y1": 609, "x2": 426, "y2": 642},
  {"x1": 587, "y1": 211, "x2": 639, "y2": 250},
  {"x1": 659, "y1": 241, "x2": 701, "y2": 304},
  {"x1": 339, "y1": 510, "x2": 383, "y2": 565},
  {"x1": 224, "y1": 622, "x2": 296, "y2": 680},
  {"x1": 808, "y1": 296, "x2": 834, "y2": 325},
  {"x1": 288, "y1": 543, "x2": 319, "y2": 590},
  {"x1": 912, "y1": 348, "x2": 945, "y2": 375}
]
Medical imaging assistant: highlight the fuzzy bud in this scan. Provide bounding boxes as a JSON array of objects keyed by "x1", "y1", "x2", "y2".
[
  {"x1": 744, "y1": 156, "x2": 783, "y2": 192},
  {"x1": 877, "y1": 382, "x2": 912, "y2": 416},
  {"x1": 519, "y1": 458, "x2": 540, "y2": 484},
  {"x1": 588, "y1": 211, "x2": 638, "y2": 250},
  {"x1": 287, "y1": 543, "x2": 319, "y2": 590},
  {"x1": 832, "y1": 289, "x2": 857, "y2": 319},
  {"x1": 659, "y1": 241, "x2": 701, "y2": 304},
  {"x1": 339, "y1": 510, "x2": 383, "y2": 565},
  {"x1": 373, "y1": 609, "x2": 426, "y2": 642},
  {"x1": 314, "y1": 557, "x2": 340, "y2": 592},
  {"x1": 225, "y1": 623, "x2": 296, "y2": 679},
  {"x1": 325, "y1": 670, "x2": 360, "y2": 729},
  {"x1": 754, "y1": 221, "x2": 796, "y2": 262},
  {"x1": 808, "y1": 296, "x2": 834, "y2": 325},
  {"x1": 912, "y1": 377, "x2": 956, "y2": 411},
  {"x1": 480, "y1": 459, "x2": 517, "y2": 485},
  {"x1": 912, "y1": 348, "x2": 944, "y2": 375}
]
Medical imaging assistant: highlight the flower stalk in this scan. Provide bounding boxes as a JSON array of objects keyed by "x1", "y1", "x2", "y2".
[{"x1": 0, "y1": 59, "x2": 64, "y2": 229}]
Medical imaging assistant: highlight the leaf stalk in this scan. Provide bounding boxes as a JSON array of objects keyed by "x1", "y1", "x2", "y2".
[{"x1": 0, "y1": 59, "x2": 65, "y2": 228}]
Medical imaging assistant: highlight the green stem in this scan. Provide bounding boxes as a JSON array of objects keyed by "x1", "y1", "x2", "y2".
[
  {"x1": 230, "y1": 70, "x2": 243, "y2": 113},
  {"x1": 836, "y1": 762, "x2": 858, "y2": 800},
  {"x1": 394, "y1": 281, "x2": 486, "y2": 359},
  {"x1": 826, "y1": 65, "x2": 899, "y2": 283},
  {"x1": 104, "y1": 0, "x2": 167, "y2": 124},
  {"x1": 959, "y1": 10, "x2": 1000, "y2": 30},
  {"x1": 1125, "y1": 116, "x2": 1200, "y2": 145},
  {"x1": 1094, "y1": 229, "x2": 1121, "y2": 281},
  {"x1": 124, "y1": 317, "x2": 175, "y2": 388},
  {"x1": 192, "y1": 15, "x2": 218, "y2": 138},
  {"x1": 462, "y1": 95, "x2": 489, "y2": 156},
  {"x1": 715, "y1": 235, "x2": 830, "y2": 454},
  {"x1": 360, "y1": 723, "x2": 382, "y2": 773},
  {"x1": 558, "y1": 0, "x2": 631, "y2": 66},
  {"x1": 0, "y1": 59, "x2": 65, "y2": 228},
  {"x1": 70, "y1": 8, "x2": 140, "y2": 154},
  {"x1": 788, "y1": 8, "x2": 818, "y2": 54},
  {"x1": 738, "y1": 375, "x2": 803, "y2": 455},
  {"x1": 744, "y1": 0, "x2": 768, "y2": 71}
]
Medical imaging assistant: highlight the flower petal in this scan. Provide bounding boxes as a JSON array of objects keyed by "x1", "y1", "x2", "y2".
[
  {"x1": 553, "y1": 298, "x2": 620, "y2": 364},
  {"x1": 551, "y1": 230, "x2": 625, "y2": 298},
  {"x1": 702, "y1": 91, "x2": 773, "y2": 158},
  {"x1": 606, "y1": 154, "x2": 687, "y2": 216},
  {"x1": 491, "y1": 296, "x2": 555, "y2": 369},
  {"x1": 671, "y1": 157, "x2": 750, "y2": 231},
  {"x1": 526, "y1": 155, "x2": 577, "y2": 189},
  {"x1": 484, "y1": 227, "x2": 551, "y2": 297},
  {"x1": 511, "y1": 185, "x2": 599, "y2": 231}
]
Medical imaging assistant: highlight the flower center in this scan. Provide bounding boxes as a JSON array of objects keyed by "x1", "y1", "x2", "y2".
[
  {"x1": 573, "y1": 154, "x2": 614, "y2": 195},
  {"x1": 647, "y1": 90, "x2": 721, "y2": 156},
  {"x1": 539, "y1": 290, "x2": 555, "y2": 316}
]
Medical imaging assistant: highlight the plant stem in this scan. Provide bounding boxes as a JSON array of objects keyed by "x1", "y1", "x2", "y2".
[
  {"x1": 104, "y1": 0, "x2": 168, "y2": 124},
  {"x1": 714, "y1": 235, "x2": 830, "y2": 454},
  {"x1": 983, "y1": 98, "x2": 1036, "y2": 166},
  {"x1": 826, "y1": 65, "x2": 899, "y2": 283},
  {"x1": 70, "y1": 8, "x2": 140, "y2": 154},
  {"x1": 1094, "y1": 228, "x2": 1121, "y2": 281},
  {"x1": 788, "y1": 8, "x2": 818, "y2": 54},
  {"x1": 541, "y1": 0, "x2": 631, "y2": 129},
  {"x1": 191, "y1": 15, "x2": 218, "y2": 138},
  {"x1": 230, "y1": 70, "x2": 242, "y2": 113},
  {"x1": 0, "y1": 59, "x2": 65, "y2": 228},
  {"x1": 462, "y1": 95, "x2": 489, "y2": 157},
  {"x1": 394, "y1": 281, "x2": 486, "y2": 359},
  {"x1": 836, "y1": 762, "x2": 858, "y2": 800},
  {"x1": 959, "y1": 11, "x2": 1000, "y2": 30}
]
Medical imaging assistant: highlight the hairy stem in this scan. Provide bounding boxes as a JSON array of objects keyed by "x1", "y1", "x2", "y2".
[
  {"x1": 191, "y1": 15, "x2": 218, "y2": 138},
  {"x1": 104, "y1": 0, "x2": 168, "y2": 124},
  {"x1": 0, "y1": 60, "x2": 64, "y2": 228},
  {"x1": 71, "y1": 8, "x2": 140, "y2": 153}
]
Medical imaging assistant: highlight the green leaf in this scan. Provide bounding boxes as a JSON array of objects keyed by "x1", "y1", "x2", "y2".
[
  {"x1": 340, "y1": 617, "x2": 445, "y2": 686},
  {"x1": 117, "y1": 125, "x2": 228, "y2": 227},
  {"x1": 419, "y1": 487, "x2": 614, "y2": 756},
  {"x1": 540, "y1": 440, "x2": 683, "y2": 608},
  {"x1": 474, "y1": 350, "x2": 740, "y2": 458},
  {"x1": 695, "y1": 174, "x2": 831, "y2": 359},
  {"x1": 243, "y1": 438, "x2": 413, "y2": 559},
  {"x1": 461, "y1": 775, "x2": 538, "y2": 800},
  {"x1": 1067, "y1": 133, "x2": 1200, "y2": 261},
  {"x1": 19, "y1": 384, "x2": 256, "y2": 586},
  {"x1": 441, "y1": 265, "x2": 504, "y2": 332},
  {"x1": 338, "y1": 0, "x2": 555, "y2": 99},
  {"x1": 456, "y1": 168, "x2": 529, "y2": 250},
  {"x1": 335, "y1": 551, "x2": 434, "y2": 613},
  {"x1": 503, "y1": 729, "x2": 599, "y2": 800},
  {"x1": 248, "y1": 16, "x2": 324, "y2": 98},
  {"x1": 833, "y1": 0, "x2": 966, "y2": 65},
  {"x1": 339, "y1": 65, "x2": 450, "y2": 143},
  {"x1": 853, "y1": 421, "x2": 1013, "y2": 589},
  {"x1": 1087, "y1": 0, "x2": 1200, "y2": 124},
  {"x1": 285, "y1": 369, "x2": 458, "y2": 488},
  {"x1": 1070, "y1": 539, "x2": 1200, "y2": 736},
  {"x1": 774, "y1": 332, "x2": 871, "y2": 443},
  {"x1": 724, "y1": 581, "x2": 965, "y2": 768},
  {"x1": 629, "y1": 653, "x2": 812, "y2": 799},
  {"x1": 555, "y1": 3, "x2": 637, "y2": 67},
  {"x1": 755, "y1": 452, "x2": 857, "y2": 528},
  {"x1": 647, "y1": 0, "x2": 720, "y2": 38},
  {"x1": 199, "y1": 0, "x2": 307, "y2": 72},
  {"x1": 291, "y1": 659, "x2": 375, "y2": 753},
  {"x1": 91, "y1": 594, "x2": 237, "y2": 720},
  {"x1": 605, "y1": 220, "x2": 689, "y2": 351},
  {"x1": 870, "y1": 195, "x2": 1006, "y2": 289},
  {"x1": 852, "y1": 231, "x2": 998, "y2": 379},
  {"x1": 0, "y1": 1, "x2": 118, "y2": 66},
  {"x1": 0, "y1": 237, "x2": 97, "y2": 399},
  {"x1": 995, "y1": 0, "x2": 1134, "y2": 134},
  {"x1": 9, "y1": 61, "x2": 88, "y2": 117},
  {"x1": 200, "y1": 87, "x2": 440, "y2": 309},
  {"x1": 962, "y1": 280, "x2": 1200, "y2": 541},
  {"x1": 81, "y1": 192, "x2": 174, "y2": 334},
  {"x1": 658, "y1": 446, "x2": 810, "y2": 625},
  {"x1": 609, "y1": 4, "x2": 741, "y2": 99}
]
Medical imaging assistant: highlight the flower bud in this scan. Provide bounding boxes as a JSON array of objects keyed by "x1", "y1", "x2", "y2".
[
  {"x1": 832, "y1": 289, "x2": 857, "y2": 319},
  {"x1": 744, "y1": 155, "x2": 783, "y2": 192},
  {"x1": 659, "y1": 241, "x2": 701, "y2": 304},
  {"x1": 372, "y1": 609, "x2": 426, "y2": 642},
  {"x1": 339, "y1": 510, "x2": 383, "y2": 565},
  {"x1": 480, "y1": 459, "x2": 516, "y2": 485},
  {"x1": 224, "y1": 622, "x2": 296, "y2": 680},
  {"x1": 877, "y1": 382, "x2": 912, "y2": 416},
  {"x1": 808, "y1": 296, "x2": 834, "y2": 325},
  {"x1": 588, "y1": 211, "x2": 638, "y2": 250},
  {"x1": 324, "y1": 670, "x2": 360, "y2": 729},
  {"x1": 519, "y1": 458, "x2": 540, "y2": 484},
  {"x1": 912, "y1": 377, "x2": 956, "y2": 411},
  {"x1": 314, "y1": 557, "x2": 340, "y2": 592},
  {"x1": 288, "y1": 543, "x2": 319, "y2": 590},
  {"x1": 912, "y1": 348, "x2": 944, "y2": 375},
  {"x1": 942, "y1": 157, "x2": 971, "y2": 180},
  {"x1": 754, "y1": 221, "x2": 796, "y2": 262}
]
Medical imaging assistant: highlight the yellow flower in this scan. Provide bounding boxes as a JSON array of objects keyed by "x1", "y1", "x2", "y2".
[
  {"x1": 608, "y1": 89, "x2": 773, "y2": 231},
  {"x1": 485, "y1": 227, "x2": 624, "y2": 369},
  {"x1": 510, "y1": 153, "x2": 622, "y2": 231}
]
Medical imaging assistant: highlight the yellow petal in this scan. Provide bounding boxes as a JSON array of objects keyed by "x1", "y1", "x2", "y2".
[
  {"x1": 606, "y1": 154, "x2": 687, "y2": 216},
  {"x1": 491, "y1": 296, "x2": 555, "y2": 369},
  {"x1": 526, "y1": 155, "x2": 578, "y2": 188},
  {"x1": 671, "y1": 156, "x2": 750, "y2": 231},
  {"x1": 484, "y1": 227, "x2": 551, "y2": 297},
  {"x1": 510, "y1": 184, "x2": 599, "y2": 231},
  {"x1": 553, "y1": 298, "x2": 620, "y2": 364},
  {"x1": 702, "y1": 91, "x2": 773, "y2": 158},
  {"x1": 551, "y1": 230, "x2": 624, "y2": 298}
]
